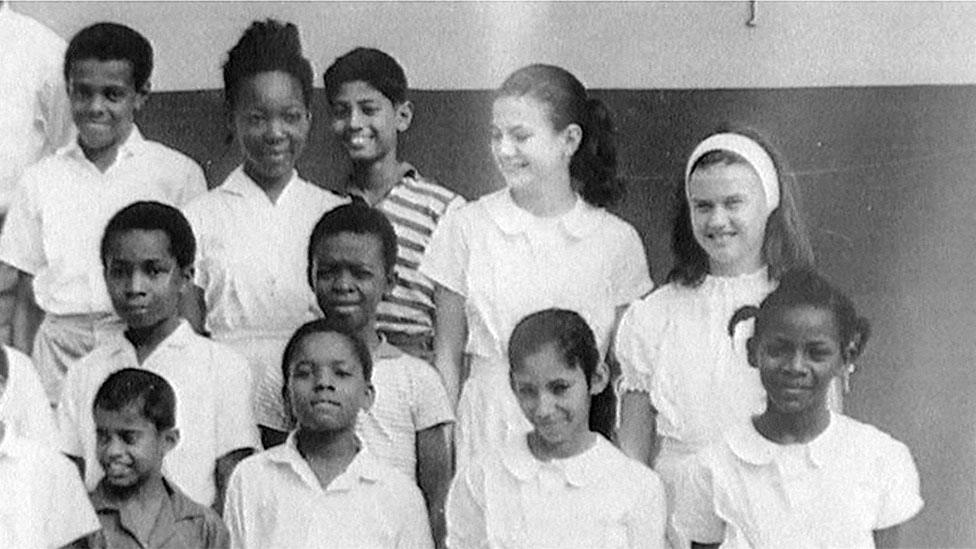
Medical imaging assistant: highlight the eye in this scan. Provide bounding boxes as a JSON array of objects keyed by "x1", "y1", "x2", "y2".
[
  {"x1": 105, "y1": 88, "x2": 126, "y2": 102},
  {"x1": 245, "y1": 112, "x2": 266, "y2": 126},
  {"x1": 330, "y1": 103, "x2": 349, "y2": 118},
  {"x1": 514, "y1": 384, "x2": 537, "y2": 398},
  {"x1": 693, "y1": 202, "x2": 712, "y2": 214},
  {"x1": 489, "y1": 128, "x2": 502, "y2": 143},
  {"x1": 765, "y1": 342, "x2": 792, "y2": 358},
  {"x1": 95, "y1": 430, "x2": 110, "y2": 445},
  {"x1": 283, "y1": 110, "x2": 306, "y2": 125},
  {"x1": 121, "y1": 431, "x2": 138, "y2": 445},
  {"x1": 807, "y1": 344, "x2": 834, "y2": 361},
  {"x1": 290, "y1": 363, "x2": 312, "y2": 379},
  {"x1": 724, "y1": 197, "x2": 744, "y2": 209},
  {"x1": 512, "y1": 130, "x2": 531, "y2": 143}
]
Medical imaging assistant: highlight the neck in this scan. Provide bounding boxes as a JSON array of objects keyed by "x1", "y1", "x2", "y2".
[
  {"x1": 359, "y1": 322, "x2": 381, "y2": 351},
  {"x1": 527, "y1": 429, "x2": 596, "y2": 461},
  {"x1": 244, "y1": 164, "x2": 292, "y2": 204},
  {"x1": 125, "y1": 317, "x2": 181, "y2": 363},
  {"x1": 509, "y1": 174, "x2": 577, "y2": 218},
  {"x1": 296, "y1": 425, "x2": 360, "y2": 460},
  {"x1": 709, "y1": 257, "x2": 765, "y2": 278},
  {"x1": 754, "y1": 405, "x2": 831, "y2": 444},
  {"x1": 349, "y1": 156, "x2": 401, "y2": 205},
  {"x1": 104, "y1": 472, "x2": 166, "y2": 505},
  {"x1": 82, "y1": 128, "x2": 132, "y2": 173}
]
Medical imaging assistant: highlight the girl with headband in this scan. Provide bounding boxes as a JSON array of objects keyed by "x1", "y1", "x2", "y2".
[
  {"x1": 614, "y1": 127, "x2": 816, "y2": 545},
  {"x1": 422, "y1": 64, "x2": 653, "y2": 470}
]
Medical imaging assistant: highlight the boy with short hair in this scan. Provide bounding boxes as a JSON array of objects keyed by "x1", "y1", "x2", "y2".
[
  {"x1": 85, "y1": 368, "x2": 229, "y2": 548},
  {"x1": 0, "y1": 357, "x2": 100, "y2": 548},
  {"x1": 323, "y1": 47, "x2": 464, "y2": 361},
  {"x1": 307, "y1": 203, "x2": 454, "y2": 546},
  {"x1": 0, "y1": 22, "x2": 207, "y2": 402},
  {"x1": 58, "y1": 201, "x2": 258, "y2": 510}
]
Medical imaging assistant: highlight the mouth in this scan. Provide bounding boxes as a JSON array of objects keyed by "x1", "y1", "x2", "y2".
[
  {"x1": 104, "y1": 462, "x2": 133, "y2": 476},
  {"x1": 706, "y1": 231, "x2": 737, "y2": 244},
  {"x1": 344, "y1": 134, "x2": 373, "y2": 149}
]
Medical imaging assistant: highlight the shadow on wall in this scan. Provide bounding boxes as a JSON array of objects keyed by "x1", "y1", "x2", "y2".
[{"x1": 140, "y1": 85, "x2": 976, "y2": 548}]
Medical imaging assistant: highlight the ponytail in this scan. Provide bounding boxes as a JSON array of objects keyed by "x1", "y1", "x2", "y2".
[{"x1": 573, "y1": 98, "x2": 622, "y2": 208}]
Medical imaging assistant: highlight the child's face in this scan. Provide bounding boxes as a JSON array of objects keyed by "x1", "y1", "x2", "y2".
[
  {"x1": 286, "y1": 332, "x2": 374, "y2": 433},
  {"x1": 68, "y1": 58, "x2": 147, "y2": 156},
  {"x1": 104, "y1": 229, "x2": 191, "y2": 330},
  {"x1": 490, "y1": 95, "x2": 578, "y2": 192},
  {"x1": 687, "y1": 162, "x2": 769, "y2": 276},
  {"x1": 750, "y1": 305, "x2": 845, "y2": 415},
  {"x1": 311, "y1": 231, "x2": 393, "y2": 335},
  {"x1": 95, "y1": 403, "x2": 177, "y2": 491},
  {"x1": 510, "y1": 343, "x2": 607, "y2": 452},
  {"x1": 329, "y1": 80, "x2": 411, "y2": 165},
  {"x1": 232, "y1": 70, "x2": 310, "y2": 187}
]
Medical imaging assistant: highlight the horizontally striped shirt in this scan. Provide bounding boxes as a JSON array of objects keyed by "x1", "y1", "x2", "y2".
[{"x1": 349, "y1": 165, "x2": 464, "y2": 342}]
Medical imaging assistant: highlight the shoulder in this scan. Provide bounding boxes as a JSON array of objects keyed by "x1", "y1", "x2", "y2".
[
  {"x1": 139, "y1": 138, "x2": 202, "y2": 170},
  {"x1": 595, "y1": 437, "x2": 664, "y2": 493},
  {"x1": 186, "y1": 333, "x2": 251, "y2": 376},
  {"x1": 400, "y1": 169, "x2": 463, "y2": 207},
  {"x1": 295, "y1": 177, "x2": 349, "y2": 207},
  {"x1": 833, "y1": 414, "x2": 915, "y2": 462},
  {"x1": 619, "y1": 283, "x2": 684, "y2": 328},
  {"x1": 63, "y1": 345, "x2": 120, "y2": 396}
]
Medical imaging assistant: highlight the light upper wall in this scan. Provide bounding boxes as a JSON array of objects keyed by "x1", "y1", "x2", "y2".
[{"x1": 15, "y1": 1, "x2": 976, "y2": 91}]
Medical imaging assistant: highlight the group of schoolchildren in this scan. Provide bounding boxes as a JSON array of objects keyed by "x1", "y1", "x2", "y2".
[{"x1": 0, "y1": 14, "x2": 924, "y2": 549}]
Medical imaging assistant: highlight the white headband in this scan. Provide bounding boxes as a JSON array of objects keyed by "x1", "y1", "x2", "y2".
[{"x1": 685, "y1": 133, "x2": 781, "y2": 212}]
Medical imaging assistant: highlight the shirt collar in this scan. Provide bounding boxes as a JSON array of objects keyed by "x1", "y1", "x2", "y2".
[
  {"x1": 373, "y1": 336, "x2": 403, "y2": 360},
  {"x1": 343, "y1": 162, "x2": 416, "y2": 203},
  {"x1": 220, "y1": 165, "x2": 302, "y2": 201},
  {"x1": 483, "y1": 188, "x2": 599, "y2": 239},
  {"x1": 89, "y1": 477, "x2": 205, "y2": 521},
  {"x1": 728, "y1": 413, "x2": 839, "y2": 468},
  {"x1": 501, "y1": 434, "x2": 609, "y2": 488},
  {"x1": 105, "y1": 319, "x2": 195, "y2": 361},
  {"x1": 61, "y1": 125, "x2": 147, "y2": 164},
  {"x1": 269, "y1": 431, "x2": 380, "y2": 491}
]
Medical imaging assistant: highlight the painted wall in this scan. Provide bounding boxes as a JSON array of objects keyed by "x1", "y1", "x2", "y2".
[{"x1": 13, "y1": 1, "x2": 976, "y2": 90}]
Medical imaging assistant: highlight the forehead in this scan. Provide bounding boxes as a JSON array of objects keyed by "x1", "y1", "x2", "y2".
[
  {"x1": 332, "y1": 80, "x2": 392, "y2": 105},
  {"x1": 69, "y1": 58, "x2": 136, "y2": 88},
  {"x1": 236, "y1": 70, "x2": 305, "y2": 107},
  {"x1": 491, "y1": 94, "x2": 553, "y2": 129},
  {"x1": 106, "y1": 229, "x2": 174, "y2": 261},
  {"x1": 93, "y1": 402, "x2": 156, "y2": 431},
  {"x1": 294, "y1": 331, "x2": 362, "y2": 366},
  {"x1": 763, "y1": 305, "x2": 840, "y2": 340},
  {"x1": 687, "y1": 161, "x2": 765, "y2": 202},
  {"x1": 511, "y1": 342, "x2": 577, "y2": 380},
  {"x1": 314, "y1": 231, "x2": 385, "y2": 265}
]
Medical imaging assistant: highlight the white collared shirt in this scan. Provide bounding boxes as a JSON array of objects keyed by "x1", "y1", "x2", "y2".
[
  {"x1": 224, "y1": 433, "x2": 433, "y2": 549},
  {"x1": 183, "y1": 165, "x2": 348, "y2": 338},
  {"x1": 0, "y1": 345, "x2": 58, "y2": 450},
  {"x1": 0, "y1": 3, "x2": 73, "y2": 213},
  {"x1": 0, "y1": 126, "x2": 206, "y2": 315},
  {"x1": 357, "y1": 340, "x2": 455, "y2": 479},
  {"x1": 673, "y1": 413, "x2": 924, "y2": 548},
  {"x1": 447, "y1": 434, "x2": 667, "y2": 549},
  {"x1": 0, "y1": 430, "x2": 100, "y2": 548},
  {"x1": 56, "y1": 320, "x2": 259, "y2": 506},
  {"x1": 422, "y1": 188, "x2": 653, "y2": 369}
]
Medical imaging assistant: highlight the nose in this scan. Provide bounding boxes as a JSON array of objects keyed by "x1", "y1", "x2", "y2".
[
  {"x1": 348, "y1": 108, "x2": 366, "y2": 130},
  {"x1": 782, "y1": 350, "x2": 806, "y2": 375},
  {"x1": 104, "y1": 435, "x2": 126, "y2": 458},
  {"x1": 332, "y1": 269, "x2": 355, "y2": 292},
  {"x1": 127, "y1": 271, "x2": 150, "y2": 295},
  {"x1": 312, "y1": 369, "x2": 336, "y2": 391},
  {"x1": 706, "y1": 206, "x2": 729, "y2": 228},
  {"x1": 494, "y1": 135, "x2": 515, "y2": 158},
  {"x1": 265, "y1": 116, "x2": 286, "y2": 141},
  {"x1": 87, "y1": 93, "x2": 107, "y2": 116},
  {"x1": 535, "y1": 391, "x2": 557, "y2": 418}
]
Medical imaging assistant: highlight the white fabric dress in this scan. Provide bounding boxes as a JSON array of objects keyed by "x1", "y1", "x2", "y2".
[{"x1": 422, "y1": 189, "x2": 652, "y2": 468}]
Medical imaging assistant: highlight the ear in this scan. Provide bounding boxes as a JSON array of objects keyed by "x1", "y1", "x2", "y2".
[
  {"x1": 383, "y1": 268, "x2": 397, "y2": 296},
  {"x1": 589, "y1": 361, "x2": 610, "y2": 396},
  {"x1": 746, "y1": 337, "x2": 759, "y2": 369},
  {"x1": 133, "y1": 80, "x2": 150, "y2": 112},
  {"x1": 395, "y1": 100, "x2": 413, "y2": 132},
  {"x1": 562, "y1": 123, "x2": 582, "y2": 157},
  {"x1": 360, "y1": 382, "x2": 376, "y2": 412},
  {"x1": 178, "y1": 264, "x2": 194, "y2": 289},
  {"x1": 161, "y1": 427, "x2": 180, "y2": 453}
]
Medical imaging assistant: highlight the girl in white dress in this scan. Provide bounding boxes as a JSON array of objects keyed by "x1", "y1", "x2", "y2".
[
  {"x1": 673, "y1": 269, "x2": 922, "y2": 548},
  {"x1": 614, "y1": 129, "x2": 818, "y2": 539},
  {"x1": 422, "y1": 64, "x2": 653, "y2": 469},
  {"x1": 181, "y1": 20, "x2": 346, "y2": 446},
  {"x1": 447, "y1": 309, "x2": 666, "y2": 549}
]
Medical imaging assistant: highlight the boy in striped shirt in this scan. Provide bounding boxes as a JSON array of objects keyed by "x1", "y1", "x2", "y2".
[{"x1": 324, "y1": 47, "x2": 464, "y2": 362}]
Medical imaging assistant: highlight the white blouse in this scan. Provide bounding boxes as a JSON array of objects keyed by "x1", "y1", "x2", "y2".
[
  {"x1": 446, "y1": 434, "x2": 667, "y2": 549},
  {"x1": 673, "y1": 413, "x2": 923, "y2": 548},
  {"x1": 616, "y1": 269, "x2": 774, "y2": 455}
]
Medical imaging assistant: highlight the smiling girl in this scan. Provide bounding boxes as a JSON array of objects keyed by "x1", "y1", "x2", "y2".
[
  {"x1": 614, "y1": 128, "x2": 816, "y2": 545},
  {"x1": 673, "y1": 269, "x2": 922, "y2": 548},
  {"x1": 446, "y1": 309, "x2": 666, "y2": 549},
  {"x1": 422, "y1": 64, "x2": 652, "y2": 469},
  {"x1": 181, "y1": 20, "x2": 346, "y2": 445}
]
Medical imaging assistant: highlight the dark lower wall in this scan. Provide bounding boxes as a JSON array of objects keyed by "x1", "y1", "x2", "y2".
[{"x1": 140, "y1": 85, "x2": 976, "y2": 547}]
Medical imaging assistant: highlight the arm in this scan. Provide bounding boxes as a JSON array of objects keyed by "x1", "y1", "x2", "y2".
[
  {"x1": 873, "y1": 526, "x2": 900, "y2": 548},
  {"x1": 417, "y1": 423, "x2": 454, "y2": 549},
  {"x1": 12, "y1": 270, "x2": 43, "y2": 354},
  {"x1": 179, "y1": 284, "x2": 208, "y2": 336},
  {"x1": 432, "y1": 284, "x2": 467, "y2": 408},
  {"x1": 617, "y1": 391, "x2": 659, "y2": 467},
  {"x1": 444, "y1": 467, "x2": 486, "y2": 549},
  {"x1": 629, "y1": 472, "x2": 668, "y2": 549},
  {"x1": 213, "y1": 448, "x2": 256, "y2": 516},
  {"x1": 0, "y1": 263, "x2": 20, "y2": 345}
]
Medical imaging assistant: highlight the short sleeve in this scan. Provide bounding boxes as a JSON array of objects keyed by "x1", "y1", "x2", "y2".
[
  {"x1": 214, "y1": 348, "x2": 261, "y2": 456},
  {"x1": 614, "y1": 299, "x2": 664, "y2": 395},
  {"x1": 45, "y1": 450, "x2": 100, "y2": 546},
  {"x1": 37, "y1": 68, "x2": 72, "y2": 155},
  {"x1": 420, "y1": 205, "x2": 469, "y2": 297},
  {"x1": 0, "y1": 176, "x2": 44, "y2": 274},
  {"x1": 874, "y1": 439, "x2": 924, "y2": 529},
  {"x1": 611, "y1": 224, "x2": 654, "y2": 305},
  {"x1": 393, "y1": 478, "x2": 434, "y2": 549},
  {"x1": 1, "y1": 347, "x2": 59, "y2": 449},
  {"x1": 672, "y1": 451, "x2": 725, "y2": 545},
  {"x1": 445, "y1": 462, "x2": 488, "y2": 549},
  {"x1": 55, "y1": 360, "x2": 87, "y2": 458},
  {"x1": 178, "y1": 158, "x2": 208, "y2": 206},
  {"x1": 224, "y1": 466, "x2": 249, "y2": 549},
  {"x1": 410, "y1": 359, "x2": 456, "y2": 430},
  {"x1": 624, "y1": 465, "x2": 668, "y2": 549}
]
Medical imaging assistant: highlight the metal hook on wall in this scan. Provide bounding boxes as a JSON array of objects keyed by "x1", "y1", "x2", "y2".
[{"x1": 746, "y1": 0, "x2": 759, "y2": 27}]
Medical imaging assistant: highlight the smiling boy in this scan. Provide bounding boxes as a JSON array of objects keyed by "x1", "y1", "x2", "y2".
[
  {"x1": 57, "y1": 201, "x2": 258, "y2": 511},
  {"x1": 0, "y1": 22, "x2": 206, "y2": 403},
  {"x1": 323, "y1": 48, "x2": 464, "y2": 361}
]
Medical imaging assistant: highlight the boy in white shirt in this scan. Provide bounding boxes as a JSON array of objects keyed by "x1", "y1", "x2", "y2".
[
  {"x1": 57, "y1": 201, "x2": 258, "y2": 511},
  {"x1": 0, "y1": 22, "x2": 206, "y2": 402},
  {"x1": 306, "y1": 203, "x2": 455, "y2": 545}
]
